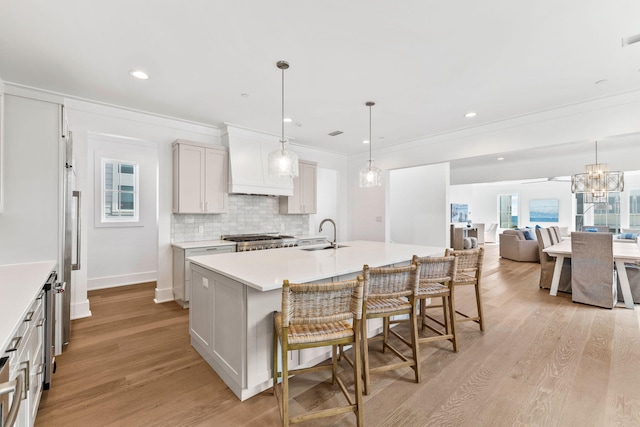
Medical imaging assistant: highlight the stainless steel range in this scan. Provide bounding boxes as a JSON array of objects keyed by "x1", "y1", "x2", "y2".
[{"x1": 222, "y1": 234, "x2": 299, "y2": 252}]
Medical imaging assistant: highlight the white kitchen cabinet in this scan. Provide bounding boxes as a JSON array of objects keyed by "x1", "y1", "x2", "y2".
[
  {"x1": 4, "y1": 288, "x2": 45, "y2": 427},
  {"x1": 173, "y1": 140, "x2": 228, "y2": 214},
  {"x1": 172, "y1": 244, "x2": 236, "y2": 308},
  {"x1": 279, "y1": 160, "x2": 317, "y2": 214}
]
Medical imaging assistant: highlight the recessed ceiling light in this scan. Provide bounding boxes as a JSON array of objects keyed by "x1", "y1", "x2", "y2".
[
  {"x1": 497, "y1": 157, "x2": 505, "y2": 161},
  {"x1": 464, "y1": 112, "x2": 477, "y2": 118},
  {"x1": 363, "y1": 140, "x2": 370, "y2": 144},
  {"x1": 129, "y1": 70, "x2": 149, "y2": 80},
  {"x1": 240, "y1": 93, "x2": 249, "y2": 97},
  {"x1": 283, "y1": 117, "x2": 293, "y2": 123}
]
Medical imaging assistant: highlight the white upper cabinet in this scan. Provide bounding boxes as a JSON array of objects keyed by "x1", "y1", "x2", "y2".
[
  {"x1": 280, "y1": 160, "x2": 317, "y2": 214},
  {"x1": 173, "y1": 140, "x2": 228, "y2": 214}
]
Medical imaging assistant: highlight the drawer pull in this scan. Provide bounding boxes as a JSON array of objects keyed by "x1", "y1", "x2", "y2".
[
  {"x1": 20, "y1": 360, "x2": 30, "y2": 399},
  {"x1": 24, "y1": 311, "x2": 35, "y2": 322},
  {"x1": 36, "y1": 290, "x2": 45, "y2": 300},
  {"x1": 34, "y1": 363, "x2": 45, "y2": 375},
  {"x1": 6, "y1": 336, "x2": 22, "y2": 352},
  {"x1": 36, "y1": 318, "x2": 45, "y2": 328},
  {"x1": 206, "y1": 247, "x2": 219, "y2": 251}
]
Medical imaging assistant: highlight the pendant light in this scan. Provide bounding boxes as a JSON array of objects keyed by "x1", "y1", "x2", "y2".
[
  {"x1": 359, "y1": 101, "x2": 383, "y2": 187},
  {"x1": 571, "y1": 141, "x2": 624, "y2": 204},
  {"x1": 268, "y1": 60, "x2": 299, "y2": 177}
]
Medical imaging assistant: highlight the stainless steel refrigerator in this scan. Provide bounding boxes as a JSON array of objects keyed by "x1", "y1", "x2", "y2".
[{"x1": 58, "y1": 124, "x2": 81, "y2": 354}]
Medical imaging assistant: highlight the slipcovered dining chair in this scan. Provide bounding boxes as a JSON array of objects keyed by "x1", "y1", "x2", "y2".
[
  {"x1": 359, "y1": 263, "x2": 420, "y2": 395},
  {"x1": 536, "y1": 227, "x2": 571, "y2": 292},
  {"x1": 571, "y1": 232, "x2": 617, "y2": 308},
  {"x1": 410, "y1": 255, "x2": 459, "y2": 351},
  {"x1": 273, "y1": 278, "x2": 364, "y2": 426},
  {"x1": 445, "y1": 247, "x2": 485, "y2": 331}
]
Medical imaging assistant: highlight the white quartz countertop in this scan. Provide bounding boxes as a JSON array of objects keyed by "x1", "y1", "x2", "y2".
[
  {"x1": 172, "y1": 240, "x2": 237, "y2": 250},
  {"x1": 0, "y1": 260, "x2": 56, "y2": 353},
  {"x1": 188, "y1": 240, "x2": 444, "y2": 292}
]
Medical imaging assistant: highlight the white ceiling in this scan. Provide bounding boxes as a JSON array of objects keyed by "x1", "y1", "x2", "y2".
[{"x1": 1, "y1": 1, "x2": 639, "y2": 156}]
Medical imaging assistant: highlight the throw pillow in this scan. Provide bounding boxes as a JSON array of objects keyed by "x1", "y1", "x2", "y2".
[
  {"x1": 523, "y1": 230, "x2": 535, "y2": 240},
  {"x1": 620, "y1": 233, "x2": 638, "y2": 239},
  {"x1": 585, "y1": 228, "x2": 599, "y2": 232}
]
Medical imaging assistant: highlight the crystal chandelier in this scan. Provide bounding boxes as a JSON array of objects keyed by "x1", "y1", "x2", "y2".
[
  {"x1": 268, "y1": 60, "x2": 299, "y2": 177},
  {"x1": 359, "y1": 101, "x2": 383, "y2": 188},
  {"x1": 571, "y1": 141, "x2": 624, "y2": 204}
]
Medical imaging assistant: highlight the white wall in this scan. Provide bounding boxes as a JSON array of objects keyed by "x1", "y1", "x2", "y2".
[
  {"x1": 64, "y1": 99, "x2": 220, "y2": 308},
  {"x1": 87, "y1": 133, "x2": 158, "y2": 290},
  {"x1": 0, "y1": 95, "x2": 60, "y2": 264},
  {"x1": 453, "y1": 180, "x2": 573, "y2": 232},
  {"x1": 389, "y1": 163, "x2": 450, "y2": 247}
]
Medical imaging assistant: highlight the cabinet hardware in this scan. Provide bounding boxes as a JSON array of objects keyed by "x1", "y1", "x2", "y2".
[
  {"x1": 36, "y1": 290, "x2": 45, "y2": 300},
  {"x1": 24, "y1": 311, "x2": 35, "y2": 322},
  {"x1": 6, "y1": 336, "x2": 22, "y2": 352},
  {"x1": 72, "y1": 190, "x2": 82, "y2": 270},
  {"x1": 36, "y1": 318, "x2": 45, "y2": 328},
  {"x1": 34, "y1": 363, "x2": 45, "y2": 375},
  {"x1": 206, "y1": 247, "x2": 219, "y2": 251},
  {"x1": 20, "y1": 360, "x2": 29, "y2": 399}
]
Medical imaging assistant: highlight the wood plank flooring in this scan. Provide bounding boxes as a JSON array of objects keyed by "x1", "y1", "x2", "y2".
[{"x1": 35, "y1": 244, "x2": 640, "y2": 426}]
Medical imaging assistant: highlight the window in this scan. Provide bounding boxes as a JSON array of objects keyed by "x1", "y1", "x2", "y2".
[
  {"x1": 593, "y1": 193, "x2": 620, "y2": 233},
  {"x1": 499, "y1": 194, "x2": 518, "y2": 228},
  {"x1": 102, "y1": 159, "x2": 138, "y2": 223},
  {"x1": 630, "y1": 190, "x2": 640, "y2": 229}
]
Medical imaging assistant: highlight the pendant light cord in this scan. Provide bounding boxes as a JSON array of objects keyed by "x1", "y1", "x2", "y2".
[
  {"x1": 281, "y1": 66, "x2": 285, "y2": 151},
  {"x1": 369, "y1": 104, "x2": 372, "y2": 167}
]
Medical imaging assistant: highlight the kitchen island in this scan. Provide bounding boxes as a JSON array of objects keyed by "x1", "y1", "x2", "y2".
[{"x1": 188, "y1": 240, "x2": 444, "y2": 401}]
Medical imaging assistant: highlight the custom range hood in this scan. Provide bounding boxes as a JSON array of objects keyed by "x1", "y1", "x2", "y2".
[{"x1": 223, "y1": 125, "x2": 294, "y2": 196}]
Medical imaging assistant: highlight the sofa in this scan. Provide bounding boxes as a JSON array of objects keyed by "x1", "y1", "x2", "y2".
[{"x1": 499, "y1": 229, "x2": 540, "y2": 262}]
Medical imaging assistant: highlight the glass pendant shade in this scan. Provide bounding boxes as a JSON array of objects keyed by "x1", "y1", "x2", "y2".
[
  {"x1": 571, "y1": 142, "x2": 624, "y2": 203},
  {"x1": 359, "y1": 101, "x2": 383, "y2": 188},
  {"x1": 359, "y1": 160, "x2": 383, "y2": 187},
  {"x1": 268, "y1": 145, "x2": 299, "y2": 177},
  {"x1": 268, "y1": 60, "x2": 299, "y2": 178}
]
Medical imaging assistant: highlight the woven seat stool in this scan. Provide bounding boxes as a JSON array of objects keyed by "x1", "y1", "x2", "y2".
[
  {"x1": 409, "y1": 255, "x2": 459, "y2": 351},
  {"x1": 357, "y1": 263, "x2": 421, "y2": 395},
  {"x1": 273, "y1": 278, "x2": 364, "y2": 427},
  {"x1": 445, "y1": 247, "x2": 486, "y2": 331}
]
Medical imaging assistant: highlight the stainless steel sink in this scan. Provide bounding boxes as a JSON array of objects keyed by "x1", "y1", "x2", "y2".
[{"x1": 301, "y1": 245, "x2": 348, "y2": 251}]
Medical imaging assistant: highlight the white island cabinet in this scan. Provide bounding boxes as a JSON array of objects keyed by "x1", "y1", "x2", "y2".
[
  {"x1": 1, "y1": 261, "x2": 55, "y2": 427},
  {"x1": 188, "y1": 240, "x2": 444, "y2": 401}
]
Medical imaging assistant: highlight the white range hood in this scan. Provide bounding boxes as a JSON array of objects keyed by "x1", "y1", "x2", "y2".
[{"x1": 223, "y1": 125, "x2": 294, "y2": 196}]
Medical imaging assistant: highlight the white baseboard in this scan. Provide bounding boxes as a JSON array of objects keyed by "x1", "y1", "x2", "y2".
[
  {"x1": 87, "y1": 271, "x2": 157, "y2": 290},
  {"x1": 154, "y1": 286, "x2": 175, "y2": 303},
  {"x1": 71, "y1": 299, "x2": 92, "y2": 320}
]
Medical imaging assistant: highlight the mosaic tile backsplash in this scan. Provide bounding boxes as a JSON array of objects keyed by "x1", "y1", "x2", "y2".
[{"x1": 171, "y1": 194, "x2": 309, "y2": 243}]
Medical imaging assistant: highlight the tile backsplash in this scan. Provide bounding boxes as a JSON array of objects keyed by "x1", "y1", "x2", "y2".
[{"x1": 171, "y1": 194, "x2": 309, "y2": 243}]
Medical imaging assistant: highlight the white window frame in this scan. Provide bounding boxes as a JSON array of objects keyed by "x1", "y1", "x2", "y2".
[{"x1": 100, "y1": 158, "x2": 139, "y2": 224}]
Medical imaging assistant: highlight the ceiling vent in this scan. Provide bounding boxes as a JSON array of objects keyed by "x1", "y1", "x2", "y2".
[{"x1": 328, "y1": 130, "x2": 343, "y2": 136}]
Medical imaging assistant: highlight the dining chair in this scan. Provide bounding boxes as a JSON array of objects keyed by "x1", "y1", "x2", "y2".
[
  {"x1": 273, "y1": 278, "x2": 364, "y2": 427},
  {"x1": 410, "y1": 255, "x2": 459, "y2": 351},
  {"x1": 444, "y1": 247, "x2": 485, "y2": 331},
  {"x1": 571, "y1": 232, "x2": 617, "y2": 308},
  {"x1": 536, "y1": 227, "x2": 571, "y2": 292},
  {"x1": 360, "y1": 263, "x2": 420, "y2": 395},
  {"x1": 617, "y1": 263, "x2": 640, "y2": 304}
]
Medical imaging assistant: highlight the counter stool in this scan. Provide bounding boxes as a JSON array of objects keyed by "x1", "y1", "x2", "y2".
[
  {"x1": 273, "y1": 278, "x2": 364, "y2": 427},
  {"x1": 410, "y1": 255, "x2": 459, "y2": 351},
  {"x1": 445, "y1": 247, "x2": 485, "y2": 331},
  {"x1": 359, "y1": 263, "x2": 420, "y2": 395}
]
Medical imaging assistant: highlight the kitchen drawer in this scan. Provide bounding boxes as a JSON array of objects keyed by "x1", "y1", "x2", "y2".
[{"x1": 297, "y1": 238, "x2": 327, "y2": 247}]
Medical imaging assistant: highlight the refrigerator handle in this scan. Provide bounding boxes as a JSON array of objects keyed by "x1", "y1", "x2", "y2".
[{"x1": 72, "y1": 191, "x2": 81, "y2": 271}]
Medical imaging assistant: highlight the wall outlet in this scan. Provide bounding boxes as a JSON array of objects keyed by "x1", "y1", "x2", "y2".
[
  {"x1": 376, "y1": 216, "x2": 383, "y2": 222},
  {"x1": 198, "y1": 225, "x2": 204, "y2": 233},
  {"x1": 202, "y1": 277, "x2": 209, "y2": 288}
]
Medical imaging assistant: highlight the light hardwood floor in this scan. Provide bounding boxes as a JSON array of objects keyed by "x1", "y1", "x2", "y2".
[{"x1": 36, "y1": 244, "x2": 640, "y2": 426}]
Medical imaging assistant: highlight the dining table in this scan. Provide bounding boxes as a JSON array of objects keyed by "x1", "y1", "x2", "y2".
[{"x1": 543, "y1": 238, "x2": 639, "y2": 309}]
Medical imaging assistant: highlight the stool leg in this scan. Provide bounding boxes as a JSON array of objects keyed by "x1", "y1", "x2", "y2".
[
  {"x1": 409, "y1": 297, "x2": 421, "y2": 383},
  {"x1": 362, "y1": 315, "x2": 371, "y2": 395},
  {"x1": 353, "y1": 320, "x2": 364, "y2": 427},
  {"x1": 475, "y1": 282, "x2": 485, "y2": 331},
  {"x1": 282, "y1": 338, "x2": 290, "y2": 427}
]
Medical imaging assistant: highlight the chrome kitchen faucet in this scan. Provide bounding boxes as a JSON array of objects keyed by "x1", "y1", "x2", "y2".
[{"x1": 319, "y1": 218, "x2": 337, "y2": 248}]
